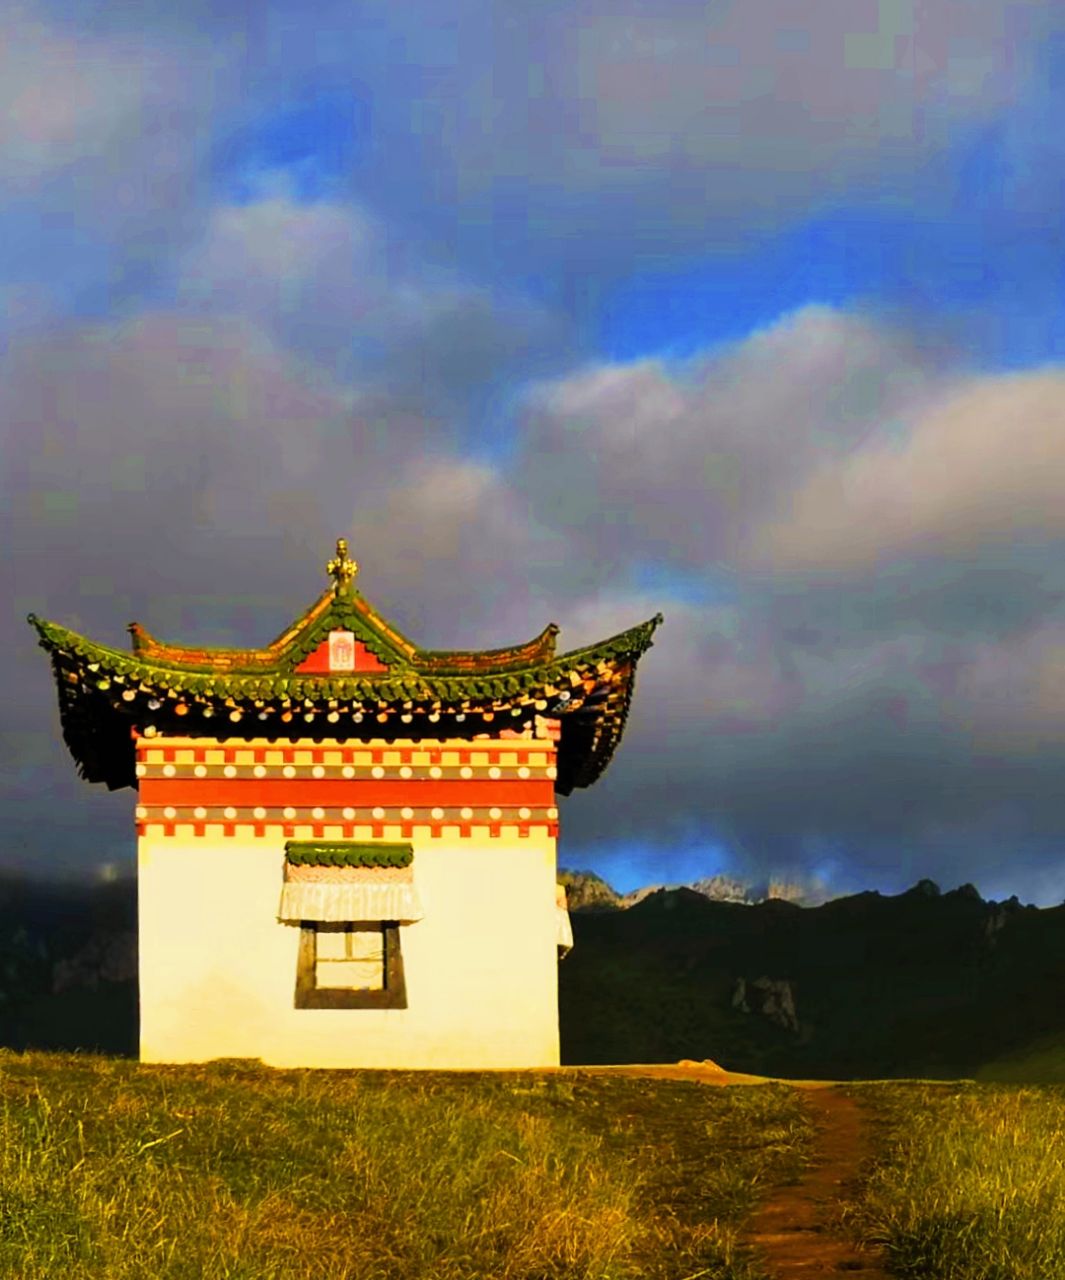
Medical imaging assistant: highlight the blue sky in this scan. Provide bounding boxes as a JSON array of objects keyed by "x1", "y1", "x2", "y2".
[
  {"x1": 214, "y1": 90, "x2": 369, "y2": 206},
  {"x1": 597, "y1": 196, "x2": 1065, "y2": 369},
  {"x1": 4, "y1": 0, "x2": 1065, "y2": 905}
]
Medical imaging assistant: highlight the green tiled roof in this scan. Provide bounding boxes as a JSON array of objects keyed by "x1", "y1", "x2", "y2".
[{"x1": 28, "y1": 581, "x2": 662, "y2": 796}]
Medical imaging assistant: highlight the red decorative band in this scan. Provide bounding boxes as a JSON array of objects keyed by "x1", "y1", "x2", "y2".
[
  {"x1": 135, "y1": 763, "x2": 555, "y2": 781},
  {"x1": 139, "y1": 779, "x2": 554, "y2": 807},
  {"x1": 135, "y1": 820, "x2": 560, "y2": 841}
]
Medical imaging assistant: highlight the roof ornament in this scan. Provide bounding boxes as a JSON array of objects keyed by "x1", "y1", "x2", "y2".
[{"x1": 327, "y1": 537, "x2": 359, "y2": 598}]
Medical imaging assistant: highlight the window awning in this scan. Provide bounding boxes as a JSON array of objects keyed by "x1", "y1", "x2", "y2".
[{"x1": 278, "y1": 841, "x2": 423, "y2": 922}]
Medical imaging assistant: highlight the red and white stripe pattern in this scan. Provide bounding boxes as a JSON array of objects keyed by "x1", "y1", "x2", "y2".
[{"x1": 134, "y1": 727, "x2": 560, "y2": 839}]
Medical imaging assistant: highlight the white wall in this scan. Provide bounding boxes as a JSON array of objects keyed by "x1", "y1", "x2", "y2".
[{"x1": 137, "y1": 824, "x2": 561, "y2": 1068}]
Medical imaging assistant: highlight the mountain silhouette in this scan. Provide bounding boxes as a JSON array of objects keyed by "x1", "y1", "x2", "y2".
[{"x1": 4, "y1": 869, "x2": 1065, "y2": 1081}]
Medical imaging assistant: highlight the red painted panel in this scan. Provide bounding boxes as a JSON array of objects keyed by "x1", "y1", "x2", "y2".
[
  {"x1": 139, "y1": 778, "x2": 555, "y2": 807},
  {"x1": 294, "y1": 634, "x2": 391, "y2": 674},
  {"x1": 355, "y1": 641, "x2": 390, "y2": 672},
  {"x1": 294, "y1": 638, "x2": 333, "y2": 673}
]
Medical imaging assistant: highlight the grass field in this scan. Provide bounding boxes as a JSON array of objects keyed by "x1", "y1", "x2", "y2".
[
  {"x1": 0, "y1": 1050, "x2": 812, "y2": 1280},
  {"x1": 839, "y1": 1080, "x2": 1065, "y2": 1279}
]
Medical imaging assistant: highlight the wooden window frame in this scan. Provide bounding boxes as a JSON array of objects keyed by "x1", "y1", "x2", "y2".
[{"x1": 294, "y1": 920, "x2": 408, "y2": 1009}]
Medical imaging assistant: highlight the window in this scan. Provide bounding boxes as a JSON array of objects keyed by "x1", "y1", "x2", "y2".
[
  {"x1": 295, "y1": 920, "x2": 407, "y2": 1009},
  {"x1": 315, "y1": 923, "x2": 385, "y2": 990},
  {"x1": 281, "y1": 840, "x2": 418, "y2": 1010}
]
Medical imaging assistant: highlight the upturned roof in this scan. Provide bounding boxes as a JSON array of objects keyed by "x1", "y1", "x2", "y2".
[{"x1": 29, "y1": 539, "x2": 662, "y2": 796}]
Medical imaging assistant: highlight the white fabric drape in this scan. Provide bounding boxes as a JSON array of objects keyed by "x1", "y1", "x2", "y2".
[
  {"x1": 278, "y1": 880, "x2": 425, "y2": 923},
  {"x1": 556, "y1": 883, "x2": 573, "y2": 955}
]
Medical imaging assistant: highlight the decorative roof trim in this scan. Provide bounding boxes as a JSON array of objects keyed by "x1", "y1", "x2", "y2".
[
  {"x1": 27, "y1": 540, "x2": 662, "y2": 795},
  {"x1": 123, "y1": 595, "x2": 560, "y2": 676},
  {"x1": 28, "y1": 612, "x2": 660, "y2": 705}
]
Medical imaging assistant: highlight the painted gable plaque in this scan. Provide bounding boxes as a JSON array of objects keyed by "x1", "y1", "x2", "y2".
[{"x1": 328, "y1": 629, "x2": 356, "y2": 672}]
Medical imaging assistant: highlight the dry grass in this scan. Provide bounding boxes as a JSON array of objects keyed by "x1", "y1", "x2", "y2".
[
  {"x1": 837, "y1": 1080, "x2": 1065, "y2": 1278},
  {"x1": 0, "y1": 1050, "x2": 812, "y2": 1280}
]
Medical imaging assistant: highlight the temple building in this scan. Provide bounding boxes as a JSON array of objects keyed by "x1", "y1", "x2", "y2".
[{"x1": 28, "y1": 540, "x2": 662, "y2": 1069}]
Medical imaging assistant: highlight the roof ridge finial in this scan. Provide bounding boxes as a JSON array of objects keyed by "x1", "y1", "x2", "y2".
[{"x1": 327, "y1": 537, "x2": 358, "y2": 598}]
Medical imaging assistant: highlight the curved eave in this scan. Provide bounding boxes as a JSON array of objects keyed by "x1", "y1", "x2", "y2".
[
  {"x1": 127, "y1": 591, "x2": 337, "y2": 669},
  {"x1": 125, "y1": 594, "x2": 561, "y2": 676},
  {"x1": 413, "y1": 623, "x2": 560, "y2": 672},
  {"x1": 126, "y1": 591, "x2": 413, "y2": 673},
  {"x1": 29, "y1": 611, "x2": 662, "y2": 793}
]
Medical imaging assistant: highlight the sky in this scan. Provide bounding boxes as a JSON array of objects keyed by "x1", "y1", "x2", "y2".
[{"x1": 4, "y1": 0, "x2": 1065, "y2": 905}]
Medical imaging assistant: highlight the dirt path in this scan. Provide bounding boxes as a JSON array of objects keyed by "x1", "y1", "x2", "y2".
[
  {"x1": 743, "y1": 1085, "x2": 891, "y2": 1277},
  {"x1": 565, "y1": 1064, "x2": 892, "y2": 1278}
]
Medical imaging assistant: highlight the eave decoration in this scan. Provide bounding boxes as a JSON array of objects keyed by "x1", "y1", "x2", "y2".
[{"x1": 29, "y1": 538, "x2": 663, "y2": 797}]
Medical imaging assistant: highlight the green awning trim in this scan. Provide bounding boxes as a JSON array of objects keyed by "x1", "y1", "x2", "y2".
[{"x1": 285, "y1": 841, "x2": 414, "y2": 868}]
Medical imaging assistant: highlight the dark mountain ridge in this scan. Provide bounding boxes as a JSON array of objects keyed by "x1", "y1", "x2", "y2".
[
  {"x1": 558, "y1": 877, "x2": 1057, "y2": 1079},
  {"x1": 3, "y1": 870, "x2": 1065, "y2": 1081},
  {"x1": 0, "y1": 872, "x2": 138, "y2": 1055}
]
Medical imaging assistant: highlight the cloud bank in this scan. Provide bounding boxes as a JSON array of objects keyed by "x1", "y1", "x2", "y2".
[{"x1": 3, "y1": 0, "x2": 1064, "y2": 906}]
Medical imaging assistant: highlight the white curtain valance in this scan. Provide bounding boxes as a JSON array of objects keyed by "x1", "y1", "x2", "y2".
[{"x1": 279, "y1": 880, "x2": 425, "y2": 923}]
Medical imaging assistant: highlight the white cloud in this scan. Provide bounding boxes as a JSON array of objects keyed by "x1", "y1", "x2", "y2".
[
  {"x1": 1, "y1": 310, "x2": 368, "y2": 612},
  {"x1": 748, "y1": 368, "x2": 1065, "y2": 571},
  {"x1": 517, "y1": 304, "x2": 954, "y2": 571},
  {"x1": 415, "y1": 0, "x2": 1055, "y2": 246},
  {"x1": 565, "y1": 0, "x2": 1039, "y2": 181},
  {"x1": 0, "y1": 2, "x2": 220, "y2": 209},
  {"x1": 174, "y1": 184, "x2": 562, "y2": 416},
  {"x1": 177, "y1": 190, "x2": 379, "y2": 324},
  {"x1": 6, "y1": 298, "x2": 1065, "y2": 900},
  {"x1": 4, "y1": 0, "x2": 1060, "y2": 316},
  {"x1": 518, "y1": 306, "x2": 1065, "y2": 587},
  {"x1": 340, "y1": 455, "x2": 572, "y2": 647},
  {"x1": 0, "y1": 4, "x2": 146, "y2": 187},
  {"x1": 952, "y1": 621, "x2": 1065, "y2": 750},
  {"x1": 549, "y1": 574, "x2": 1065, "y2": 899}
]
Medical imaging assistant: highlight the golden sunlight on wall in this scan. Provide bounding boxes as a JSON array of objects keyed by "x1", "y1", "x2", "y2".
[{"x1": 137, "y1": 825, "x2": 561, "y2": 1069}]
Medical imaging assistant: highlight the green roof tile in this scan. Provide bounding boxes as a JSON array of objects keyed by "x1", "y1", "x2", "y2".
[{"x1": 27, "y1": 584, "x2": 662, "y2": 794}]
